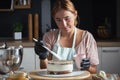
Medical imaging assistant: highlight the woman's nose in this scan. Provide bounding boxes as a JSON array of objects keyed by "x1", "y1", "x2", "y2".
[{"x1": 61, "y1": 20, "x2": 67, "y2": 27}]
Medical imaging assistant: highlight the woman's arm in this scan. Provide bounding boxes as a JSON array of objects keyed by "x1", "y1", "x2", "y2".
[
  {"x1": 40, "y1": 59, "x2": 48, "y2": 69},
  {"x1": 88, "y1": 65, "x2": 97, "y2": 74},
  {"x1": 40, "y1": 54, "x2": 52, "y2": 69},
  {"x1": 86, "y1": 31, "x2": 99, "y2": 74}
]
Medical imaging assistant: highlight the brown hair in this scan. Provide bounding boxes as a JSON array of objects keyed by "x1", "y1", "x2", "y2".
[{"x1": 52, "y1": 0, "x2": 78, "y2": 26}]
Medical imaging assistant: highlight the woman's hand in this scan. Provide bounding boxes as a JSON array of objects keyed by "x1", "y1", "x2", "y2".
[
  {"x1": 80, "y1": 58, "x2": 90, "y2": 70},
  {"x1": 34, "y1": 41, "x2": 48, "y2": 60}
]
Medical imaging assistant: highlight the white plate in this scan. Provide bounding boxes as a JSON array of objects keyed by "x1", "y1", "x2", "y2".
[{"x1": 37, "y1": 69, "x2": 85, "y2": 77}]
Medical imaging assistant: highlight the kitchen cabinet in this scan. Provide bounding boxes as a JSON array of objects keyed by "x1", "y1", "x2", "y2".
[
  {"x1": 97, "y1": 47, "x2": 120, "y2": 74},
  {"x1": 20, "y1": 47, "x2": 36, "y2": 72},
  {"x1": 101, "y1": 47, "x2": 120, "y2": 74},
  {"x1": 20, "y1": 47, "x2": 40, "y2": 72},
  {"x1": 97, "y1": 47, "x2": 102, "y2": 73},
  {"x1": 35, "y1": 54, "x2": 40, "y2": 70},
  {"x1": 14, "y1": 0, "x2": 31, "y2": 9}
]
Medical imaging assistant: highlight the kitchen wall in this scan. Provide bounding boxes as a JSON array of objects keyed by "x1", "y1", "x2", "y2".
[
  {"x1": 50, "y1": 0, "x2": 94, "y2": 36},
  {"x1": 93, "y1": 0, "x2": 116, "y2": 39},
  {"x1": 0, "y1": 0, "x2": 118, "y2": 40},
  {"x1": 50, "y1": 0, "x2": 117, "y2": 39},
  {"x1": 117, "y1": 0, "x2": 120, "y2": 38},
  {"x1": 0, "y1": 0, "x2": 42, "y2": 39},
  {"x1": 41, "y1": 0, "x2": 51, "y2": 35}
]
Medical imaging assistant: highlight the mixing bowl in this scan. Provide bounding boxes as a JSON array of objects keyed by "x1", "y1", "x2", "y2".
[{"x1": 0, "y1": 45, "x2": 23, "y2": 74}]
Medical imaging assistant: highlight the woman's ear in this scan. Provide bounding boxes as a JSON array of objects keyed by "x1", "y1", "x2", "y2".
[{"x1": 74, "y1": 11, "x2": 78, "y2": 19}]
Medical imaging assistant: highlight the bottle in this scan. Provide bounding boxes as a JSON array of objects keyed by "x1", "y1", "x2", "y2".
[
  {"x1": 23, "y1": 0, "x2": 27, "y2": 5},
  {"x1": 19, "y1": 0, "x2": 23, "y2": 5},
  {"x1": 27, "y1": 0, "x2": 31, "y2": 5}
]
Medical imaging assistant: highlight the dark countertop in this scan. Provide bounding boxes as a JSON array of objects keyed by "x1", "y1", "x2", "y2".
[
  {"x1": 0, "y1": 39, "x2": 120, "y2": 47},
  {"x1": 96, "y1": 38, "x2": 120, "y2": 47},
  {"x1": 0, "y1": 39, "x2": 34, "y2": 47},
  {"x1": 97, "y1": 41, "x2": 120, "y2": 47}
]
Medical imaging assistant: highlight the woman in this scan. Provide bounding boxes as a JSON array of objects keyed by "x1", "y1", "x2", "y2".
[{"x1": 34, "y1": 0, "x2": 99, "y2": 74}]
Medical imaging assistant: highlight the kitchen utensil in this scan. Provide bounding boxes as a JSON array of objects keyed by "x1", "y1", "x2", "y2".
[
  {"x1": 0, "y1": 45, "x2": 23, "y2": 74},
  {"x1": 33, "y1": 38, "x2": 61, "y2": 60}
]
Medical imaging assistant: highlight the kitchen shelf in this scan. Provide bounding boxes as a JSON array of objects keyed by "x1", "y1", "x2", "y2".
[
  {"x1": 14, "y1": 0, "x2": 31, "y2": 9},
  {"x1": 14, "y1": 5, "x2": 30, "y2": 9},
  {"x1": 0, "y1": 9, "x2": 13, "y2": 11}
]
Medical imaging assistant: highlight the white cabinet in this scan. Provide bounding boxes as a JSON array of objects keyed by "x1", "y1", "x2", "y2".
[
  {"x1": 35, "y1": 54, "x2": 40, "y2": 70},
  {"x1": 97, "y1": 47, "x2": 102, "y2": 73},
  {"x1": 98, "y1": 47, "x2": 120, "y2": 74},
  {"x1": 20, "y1": 47, "x2": 40, "y2": 72},
  {"x1": 20, "y1": 47, "x2": 36, "y2": 72},
  {"x1": 101, "y1": 47, "x2": 120, "y2": 74}
]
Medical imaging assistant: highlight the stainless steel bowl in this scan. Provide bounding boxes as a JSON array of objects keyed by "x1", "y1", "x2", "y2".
[{"x1": 0, "y1": 45, "x2": 23, "y2": 74}]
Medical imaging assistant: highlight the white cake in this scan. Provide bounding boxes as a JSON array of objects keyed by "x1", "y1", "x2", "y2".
[{"x1": 47, "y1": 60, "x2": 73, "y2": 74}]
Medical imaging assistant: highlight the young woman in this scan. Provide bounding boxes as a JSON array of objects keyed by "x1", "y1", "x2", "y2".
[{"x1": 34, "y1": 0, "x2": 99, "y2": 74}]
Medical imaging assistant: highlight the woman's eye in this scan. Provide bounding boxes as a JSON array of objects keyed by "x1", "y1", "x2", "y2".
[
  {"x1": 65, "y1": 17, "x2": 71, "y2": 21},
  {"x1": 65, "y1": 18, "x2": 69, "y2": 21},
  {"x1": 56, "y1": 19, "x2": 61, "y2": 22},
  {"x1": 57, "y1": 20, "x2": 61, "y2": 22}
]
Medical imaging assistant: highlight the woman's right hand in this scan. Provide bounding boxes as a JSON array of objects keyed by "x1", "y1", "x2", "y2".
[{"x1": 34, "y1": 41, "x2": 48, "y2": 60}]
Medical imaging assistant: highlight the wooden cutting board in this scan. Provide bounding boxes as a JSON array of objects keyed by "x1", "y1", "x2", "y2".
[{"x1": 29, "y1": 69, "x2": 92, "y2": 80}]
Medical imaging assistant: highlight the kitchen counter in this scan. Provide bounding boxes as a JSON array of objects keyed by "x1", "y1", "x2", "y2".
[
  {"x1": 97, "y1": 41, "x2": 120, "y2": 47},
  {"x1": 0, "y1": 40, "x2": 34, "y2": 47},
  {"x1": 0, "y1": 39, "x2": 120, "y2": 47}
]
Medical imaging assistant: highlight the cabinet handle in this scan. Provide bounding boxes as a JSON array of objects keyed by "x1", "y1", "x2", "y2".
[{"x1": 102, "y1": 50, "x2": 119, "y2": 53}]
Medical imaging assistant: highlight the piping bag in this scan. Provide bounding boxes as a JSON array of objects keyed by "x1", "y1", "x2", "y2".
[{"x1": 33, "y1": 38, "x2": 62, "y2": 60}]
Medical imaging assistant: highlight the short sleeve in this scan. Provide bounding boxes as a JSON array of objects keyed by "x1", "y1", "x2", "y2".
[
  {"x1": 43, "y1": 29, "x2": 59, "y2": 50},
  {"x1": 86, "y1": 32, "x2": 99, "y2": 65}
]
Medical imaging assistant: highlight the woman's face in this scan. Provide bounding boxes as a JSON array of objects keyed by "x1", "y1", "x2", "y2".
[{"x1": 54, "y1": 9, "x2": 77, "y2": 33}]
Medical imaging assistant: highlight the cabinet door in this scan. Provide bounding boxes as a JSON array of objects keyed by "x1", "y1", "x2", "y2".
[
  {"x1": 101, "y1": 47, "x2": 120, "y2": 74},
  {"x1": 35, "y1": 54, "x2": 40, "y2": 70},
  {"x1": 20, "y1": 48, "x2": 36, "y2": 72},
  {"x1": 97, "y1": 47, "x2": 102, "y2": 72}
]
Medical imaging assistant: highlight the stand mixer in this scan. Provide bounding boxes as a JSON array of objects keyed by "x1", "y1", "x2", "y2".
[{"x1": 0, "y1": 43, "x2": 23, "y2": 79}]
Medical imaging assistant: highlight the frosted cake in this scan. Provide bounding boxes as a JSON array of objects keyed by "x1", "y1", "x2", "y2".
[{"x1": 47, "y1": 60, "x2": 73, "y2": 74}]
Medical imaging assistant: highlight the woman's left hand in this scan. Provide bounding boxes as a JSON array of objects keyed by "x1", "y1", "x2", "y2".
[{"x1": 80, "y1": 58, "x2": 90, "y2": 70}]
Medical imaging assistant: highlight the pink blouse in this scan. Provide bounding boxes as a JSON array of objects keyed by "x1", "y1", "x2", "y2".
[{"x1": 43, "y1": 29, "x2": 99, "y2": 69}]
